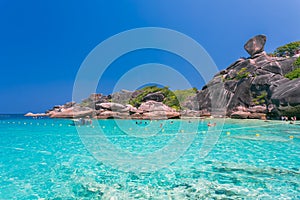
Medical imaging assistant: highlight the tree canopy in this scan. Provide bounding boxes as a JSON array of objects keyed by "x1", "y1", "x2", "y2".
[{"x1": 274, "y1": 41, "x2": 300, "y2": 57}]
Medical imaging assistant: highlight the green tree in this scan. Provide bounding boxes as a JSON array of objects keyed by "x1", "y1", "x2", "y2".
[
  {"x1": 285, "y1": 68, "x2": 300, "y2": 80},
  {"x1": 129, "y1": 85, "x2": 181, "y2": 110},
  {"x1": 284, "y1": 57, "x2": 300, "y2": 80},
  {"x1": 274, "y1": 41, "x2": 300, "y2": 57},
  {"x1": 294, "y1": 56, "x2": 300, "y2": 67}
]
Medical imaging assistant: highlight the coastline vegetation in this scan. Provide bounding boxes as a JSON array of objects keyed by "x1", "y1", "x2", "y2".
[
  {"x1": 285, "y1": 57, "x2": 300, "y2": 80},
  {"x1": 129, "y1": 86, "x2": 181, "y2": 110},
  {"x1": 236, "y1": 67, "x2": 250, "y2": 80},
  {"x1": 285, "y1": 67, "x2": 300, "y2": 80},
  {"x1": 252, "y1": 91, "x2": 267, "y2": 105},
  {"x1": 128, "y1": 86, "x2": 197, "y2": 111},
  {"x1": 273, "y1": 41, "x2": 300, "y2": 57}
]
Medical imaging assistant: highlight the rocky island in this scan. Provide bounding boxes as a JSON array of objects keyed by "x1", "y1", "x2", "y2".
[{"x1": 26, "y1": 35, "x2": 300, "y2": 120}]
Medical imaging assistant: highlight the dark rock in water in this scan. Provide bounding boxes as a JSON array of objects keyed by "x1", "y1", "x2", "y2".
[
  {"x1": 142, "y1": 92, "x2": 165, "y2": 102},
  {"x1": 244, "y1": 35, "x2": 266, "y2": 57}
]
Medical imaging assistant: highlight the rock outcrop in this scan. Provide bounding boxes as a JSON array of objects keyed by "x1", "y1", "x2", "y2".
[
  {"x1": 43, "y1": 97, "x2": 180, "y2": 120},
  {"x1": 244, "y1": 35, "x2": 266, "y2": 57},
  {"x1": 24, "y1": 112, "x2": 49, "y2": 117},
  {"x1": 47, "y1": 105, "x2": 94, "y2": 118},
  {"x1": 136, "y1": 100, "x2": 180, "y2": 119},
  {"x1": 193, "y1": 34, "x2": 300, "y2": 119},
  {"x1": 142, "y1": 92, "x2": 165, "y2": 102},
  {"x1": 26, "y1": 35, "x2": 300, "y2": 120}
]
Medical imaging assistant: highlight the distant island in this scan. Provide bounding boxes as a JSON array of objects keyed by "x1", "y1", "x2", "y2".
[{"x1": 26, "y1": 35, "x2": 300, "y2": 120}]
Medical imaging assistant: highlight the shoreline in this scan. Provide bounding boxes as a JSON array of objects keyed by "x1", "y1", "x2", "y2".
[{"x1": 20, "y1": 112, "x2": 299, "y2": 123}]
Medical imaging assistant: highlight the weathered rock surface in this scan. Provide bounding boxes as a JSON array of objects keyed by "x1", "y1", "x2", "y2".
[
  {"x1": 48, "y1": 106, "x2": 94, "y2": 118},
  {"x1": 111, "y1": 90, "x2": 133, "y2": 105},
  {"x1": 192, "y1": 34, "x2": 300, "y2": 119},
  {"x1": 138, "y1": 100, "x2": 175, "y2": 112},
  {"x1": 231, "y1": 111, "x2": 251, "y2": 119},
  {"x1": 142, "y1": 92, "x2": 165, "y2": 102},
  {"x1": 135, "y1": 100, "x2": 180, "y2": 119},
  {"x1": 97, "y1": 102, "x2": 127, "y2": 111},
  {"x1": 24, "y1": 112, "x2": 49, "y2": 117},
  {"x1": 244, "y1": 35, "x2": 266, "y2": 57},
  {"x1": 271, "y1": 78, "x2": 300, "y2": 106}
]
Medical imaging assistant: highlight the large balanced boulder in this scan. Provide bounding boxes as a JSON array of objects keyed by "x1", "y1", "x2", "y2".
[{"x1": 244, "y1": 34, "x2": 267, "y2": 57}]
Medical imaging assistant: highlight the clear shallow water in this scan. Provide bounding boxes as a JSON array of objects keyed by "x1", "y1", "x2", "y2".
[{"x1": 0, "y1": 115, "x2": 299, "y2": 199}]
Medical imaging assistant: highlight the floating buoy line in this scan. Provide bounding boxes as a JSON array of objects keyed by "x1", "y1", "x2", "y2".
[{"x1": 0, "y1": 120, "x2": 298, "y2": 139}]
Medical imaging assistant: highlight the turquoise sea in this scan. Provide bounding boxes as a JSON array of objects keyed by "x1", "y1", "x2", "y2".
[{"x1": 0, "y1": 115, "x2": 299, "y2": 199}]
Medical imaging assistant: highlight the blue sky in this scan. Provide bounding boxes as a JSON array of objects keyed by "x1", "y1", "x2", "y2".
[{"x1": 1, "y1": 0, "x2": 300, "y2": 113}]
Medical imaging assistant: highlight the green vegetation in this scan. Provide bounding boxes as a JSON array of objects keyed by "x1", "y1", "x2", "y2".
[
  {"x1": 274, "y1": 41, "x2": 300, "y2": 57},
  {"x1": 285, "y1": 57, "x2": 300, "y2": 80},
  {"x1": 252, "y1": 91, "x2": 267, "y2": 105},
  {"x1": 128, "y1": 86, "x2": 198, "y2": 111},
  {"x1": 294, "y1": 56, "x2": 300, "y2": 67},
  {"x1": 285, "y1": 67, "x2": 300, "y2": 80},
  {"x1": 163, "y1": 88, "x2": 181, "y2": 111},
  {"x1": 173, "y1": 88, "x2": 197, "y2": 103},
  {"x1": 80, "y1": 101, "x2": 90, "y2": 107},
  {"x1": 129, "y1": 85, "x2": 181, "y2": 110},
  {"x1": 223, "y1": 67, "x2": 250, "y2": 81},
  {"x1": 129, "y1": 85, "x2": 161, "y2": 107},
  {"x1": 236, "y1": 67, "x2": 250, "y2": 80}
]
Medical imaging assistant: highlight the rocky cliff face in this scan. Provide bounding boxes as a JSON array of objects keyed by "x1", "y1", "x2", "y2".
[
  {"x1": 26, "y1": 35, "x2": 300, "y2": 120},
  {"x1": 193, "y1": 35, "x2": 300, "y2": 119}
]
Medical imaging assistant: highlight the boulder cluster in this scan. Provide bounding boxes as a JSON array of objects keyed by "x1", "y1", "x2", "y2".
[
  {"x1": 26, "y1": 35, "x2": 300, "y2": 120},
  {"x1": 190, "y1": 35, "x2": 300, "y2": 119},
  {"x1": 43, "y1": 91, "x2": 181, "y2": 119}
]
